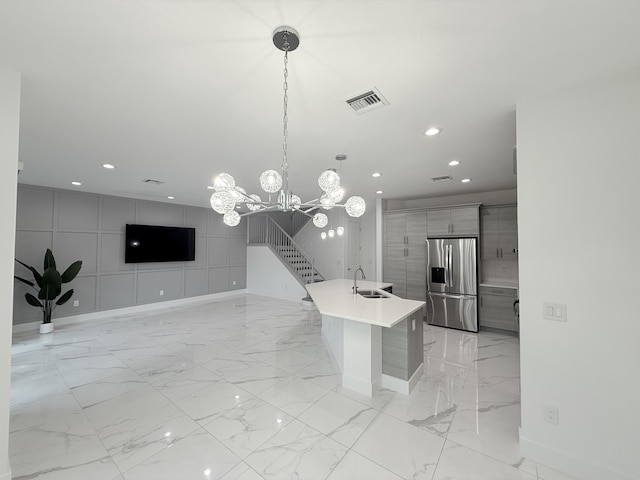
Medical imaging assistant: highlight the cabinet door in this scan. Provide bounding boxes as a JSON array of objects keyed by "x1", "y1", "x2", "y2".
[
  {"x1": 451, "y1": 206, "x2": 479, "y2": 236},
  {"x1": 385, "y1": 213, "x2": 406, "y2": 245},
  {"x1": 405, "y1": 213, "x2": 427, "y2": 301},
  {"x1": 479, "y1": 293, "x2": 517, "y2": 331},
  {"x1": 426, "y1": 209, "x2": 451, "y2": 237},
  {"x1": 385, "y1": 244, "x2": 407, "y2": 298},
  {"x1": 384, "y1": 213, "x2": 408, "y2": 298},
  {"x1": 480, "y1": 207, "x2": 500, "y2": 259},
  {"x1": 499, "y1": 206, "x2": 518, "y2": 260}
]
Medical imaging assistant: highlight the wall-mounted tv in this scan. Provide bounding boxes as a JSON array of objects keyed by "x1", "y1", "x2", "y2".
[{"x1": 125, "y1": 224, "x2": 195, "y2": 263}]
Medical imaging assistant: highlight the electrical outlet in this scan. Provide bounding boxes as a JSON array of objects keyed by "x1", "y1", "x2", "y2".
[
  {"x1": 543, "y1": 406, "x2": 559, "y2": 425},
  {"x1": 73, "y1": 300, "x2": 79, "y2": 307},
  {"x1": 232, "y1": 280, "x2": 236, "y2": 286},
  {"x1": 159, "y1": 290, "x2": 164, "y2": 296}
]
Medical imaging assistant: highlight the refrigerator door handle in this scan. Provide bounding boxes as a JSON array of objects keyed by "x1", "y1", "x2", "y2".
[
  {"x1": 429, "y1": 292, "x2": 476, "y2": 300},
  {"x1": 447, "y1": 244, "x2": 453, "y2": 288},
  {"x1": 443, "y1": 244, "x2": 448, "y2": 286}
]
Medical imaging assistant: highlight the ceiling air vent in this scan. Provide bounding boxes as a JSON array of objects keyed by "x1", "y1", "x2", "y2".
[
  {"x1": 431, "y1": 175, "x2": 453, "y2": 182},
  {"x1": 345, "y1": 88, "x2": 389, "y2": 114},
  {"x1": 142, "y1": 179, "x2": 164, "y2": 185}
]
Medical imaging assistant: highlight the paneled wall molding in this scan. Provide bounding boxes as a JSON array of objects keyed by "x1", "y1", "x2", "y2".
[
  {"x1": 13, "y1": 184, "x2": 247, "y2": 325},
  {"x1": 12, "y1": 289, "x2": 248, "y2": 334}
]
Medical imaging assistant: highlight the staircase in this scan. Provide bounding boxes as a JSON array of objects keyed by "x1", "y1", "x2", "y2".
[
  {"x1": 266, "y1": 210, "x2": 313, "y2": 238},
  {"x1": 248, "y1": 214, "x2": 325, "y2": 288}
]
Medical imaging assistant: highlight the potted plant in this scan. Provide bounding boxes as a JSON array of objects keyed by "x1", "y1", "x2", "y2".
[{"x1": 14, "y1": 249, "x2": 82, "y2": 333}]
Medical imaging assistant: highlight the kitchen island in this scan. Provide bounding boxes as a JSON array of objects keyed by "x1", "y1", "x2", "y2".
[{"x1": 306, "y1": 279, "x2": 425, "y2": 397}]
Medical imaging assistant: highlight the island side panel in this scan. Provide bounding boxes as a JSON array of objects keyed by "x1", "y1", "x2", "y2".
[
  {"x1": 321, "y1": 314, "x2": 344, "y2": 371},
  {"x1": 342, "y1": 321, "x2": 382, "y2": 397},
  {"x1": 409, "y1": 311, "x2": 424, "y2": 376},
  {"x1": 382, "y1": 310, "x2": 424, "y2": 381},
  {"x1": 382, "y1": 318, "x2": 410, "y2": 380}
]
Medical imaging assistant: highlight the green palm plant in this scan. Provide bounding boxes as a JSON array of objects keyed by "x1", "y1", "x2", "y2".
[{"x1": 14, "y1": 249, "x2": 82, "y2": 324}]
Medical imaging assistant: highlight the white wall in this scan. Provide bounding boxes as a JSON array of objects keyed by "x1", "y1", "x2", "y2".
[
  {"x1": 246, "y1": 246, "x2": 307, "y2": 302},
  {"x1": 294, "y1": 216, "x2": 346, "y2": 280},
  {"x1": 293, "y1": 209, "x2": 376, "y2": 281},
  {"x1": 517, "y1": 68, "x2": 640, "y2": 480},
  {"x1": 0, "y1": 69, "x2": 20, "y2": 480}
]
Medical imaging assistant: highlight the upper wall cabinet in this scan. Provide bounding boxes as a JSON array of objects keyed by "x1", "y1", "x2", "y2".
[
  {"x1": 480, "y1": 205, "x2": 518, "y2": 260},
  {"x1": 426, "y1": 205, "x2": 480, "y2": 237}
]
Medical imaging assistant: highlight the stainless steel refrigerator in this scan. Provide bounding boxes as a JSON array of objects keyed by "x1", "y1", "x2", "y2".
[{"x1": 426, "y1": 237, "x2": 478, "y2": 332}]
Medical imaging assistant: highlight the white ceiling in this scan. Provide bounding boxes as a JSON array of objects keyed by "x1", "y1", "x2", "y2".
[{"x1": 1, "y1": 1, "x2": 639, "y2": 209}]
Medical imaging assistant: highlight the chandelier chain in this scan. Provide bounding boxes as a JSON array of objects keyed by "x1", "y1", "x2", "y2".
[
  {"x1": 282, "y1": 44, "x2": 289, "y2": 173},
  {"x1": 210, "y1": 26, "x2": 366, "y2": 228}
]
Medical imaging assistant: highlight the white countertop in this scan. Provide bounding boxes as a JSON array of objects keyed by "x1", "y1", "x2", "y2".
[{"x1": 306, "y1": 279, "x2": 425, "y2": 328}]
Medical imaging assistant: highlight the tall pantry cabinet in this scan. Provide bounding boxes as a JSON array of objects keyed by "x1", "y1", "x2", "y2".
[{"x1": 383, "y1": 212, "x2": 427, "y2": 301}]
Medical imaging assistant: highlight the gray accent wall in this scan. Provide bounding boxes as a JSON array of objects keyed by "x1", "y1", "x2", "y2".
[{"x1": 13, "y1": 185, "x2": 247, "y2": 324}]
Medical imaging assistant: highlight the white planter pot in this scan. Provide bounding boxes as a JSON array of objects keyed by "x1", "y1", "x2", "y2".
[{"x1": 39, "y1": 323, "x2": 54, "y2": 334}]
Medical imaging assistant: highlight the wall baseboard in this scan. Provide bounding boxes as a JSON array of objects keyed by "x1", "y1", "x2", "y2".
[
  {"x1": 519, "y1": 429, "x2": 636, "y2": 480},
  {"x1": 12, "y1": 290, "x2": 248, "y2": 334}
]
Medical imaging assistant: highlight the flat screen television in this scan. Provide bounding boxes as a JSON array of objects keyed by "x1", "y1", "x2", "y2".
[{"x1": 125, "y1": 224, "x2": 196, "y2": 263}]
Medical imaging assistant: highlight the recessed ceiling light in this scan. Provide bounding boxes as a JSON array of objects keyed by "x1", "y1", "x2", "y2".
[
  {"x1": 376, "y1": 190, "x2": 384, "y2": 194},
  {"x1": 371, "y1": 172, "x2": 382, "y2": 178},
  {"x1": 207, "y1": 185, "x2": 215, "y2": 190},
  {"x1": 424, "y1": 127, "x2": 442, "y2": 136},
  {"x1": 448, "y1": 160, "x2": 460, "y2": 166},
  {"x1": 167, "y1": 196, "x2": 175, "y2": 199},
  {"x1": 71, "y1": 181, "x2": 82, "y2": 186},
  {"x1": 461, "y1": 178, "x2": 471, "y2": 183},
  {"x1": 102, "y1": 163, "x2": 115, "y2": 169}
]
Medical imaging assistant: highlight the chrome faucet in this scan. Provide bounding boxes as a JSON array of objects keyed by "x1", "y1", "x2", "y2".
[{"x1": 353, "y1": 266, "x2": 366, "y2": 294}]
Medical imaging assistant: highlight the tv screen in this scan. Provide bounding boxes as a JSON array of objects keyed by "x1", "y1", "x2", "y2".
[{"x1": 125, "y1": 224, "x2": 195, "y2": 263}]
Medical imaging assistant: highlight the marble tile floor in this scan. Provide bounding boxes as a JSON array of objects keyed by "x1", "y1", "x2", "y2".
[{"x1": 9, "y1": 294, "x2": 577, "y2": 480}]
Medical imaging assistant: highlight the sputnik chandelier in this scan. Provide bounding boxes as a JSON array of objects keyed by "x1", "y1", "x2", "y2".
[
  {"x1": 320, "y1": 155, "x2": 348, "y2": 240},
  {"x1": 210, "y1": 26, "x2": 365, "y2": 227}
]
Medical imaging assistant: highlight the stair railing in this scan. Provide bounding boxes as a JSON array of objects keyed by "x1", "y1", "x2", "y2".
[
  {"x1": 248, "y1": 215, "x2": 325, "y2": 285},
  {"x1": 290, "y1": 209, "x2": 312, "y2": 237}
]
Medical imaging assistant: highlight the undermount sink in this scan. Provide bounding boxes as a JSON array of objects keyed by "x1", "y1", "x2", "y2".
[{"x1": 357, "y1": 289, "x2": 390, "y2": 299}]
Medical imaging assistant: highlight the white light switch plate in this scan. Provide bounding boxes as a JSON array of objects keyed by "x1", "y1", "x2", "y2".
[{"x1": 543, "y1": 303, "x2": 567, "y2": 322}]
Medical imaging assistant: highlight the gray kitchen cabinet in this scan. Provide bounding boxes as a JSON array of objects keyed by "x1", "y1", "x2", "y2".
[
  {"x1": 427, "y1": 205, "x2": 480, "y2": 237},
  {"x1": 383, "y1": 212, "x2": 427, "y2": 301},
  {"x1": 480, "y1": 205, "x2": 518, "y2": 260},
  {"x1": 382, "y1": 309, "x2": 424, "y2": 381},
  {"x1": 479, "y1": 285, "x2": 518, "y2": 332}
]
